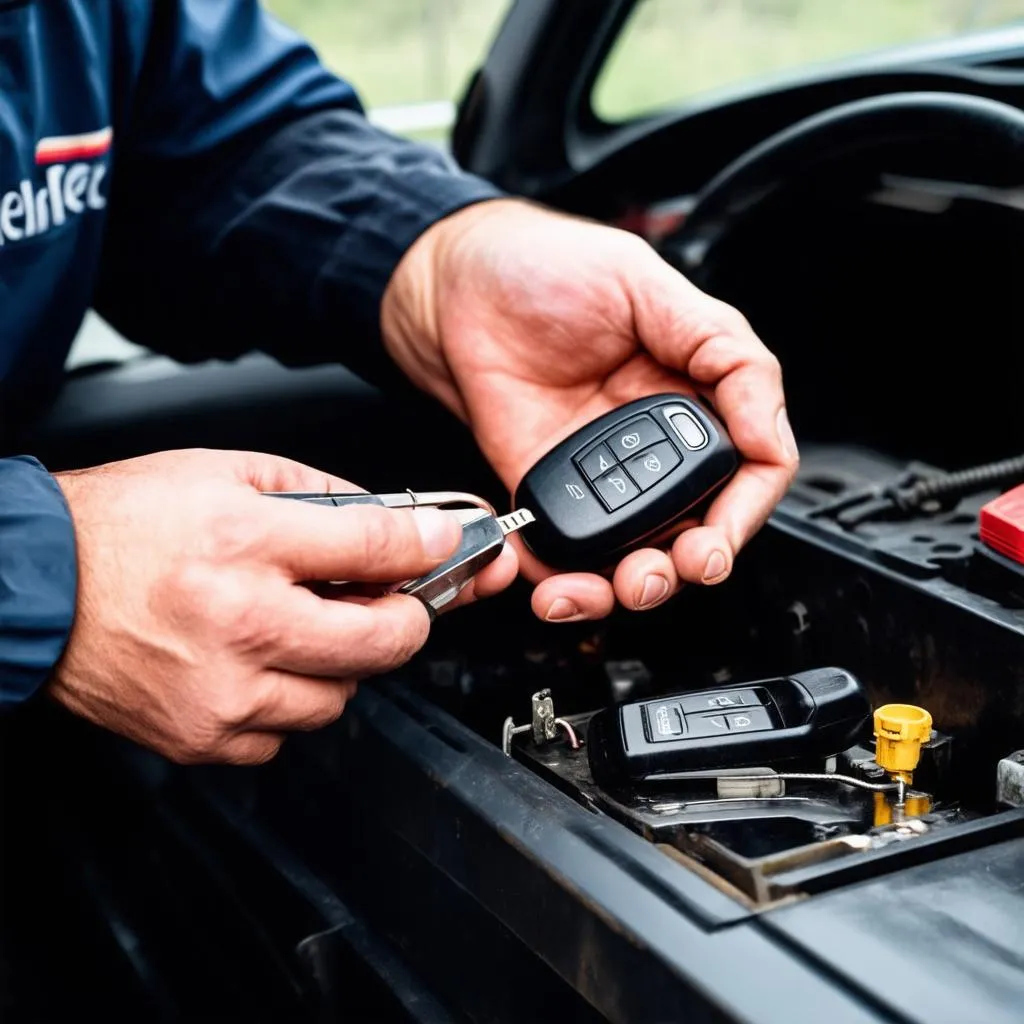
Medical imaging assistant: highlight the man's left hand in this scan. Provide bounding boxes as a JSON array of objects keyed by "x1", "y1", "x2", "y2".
[{"x1": 382, "y1": 199, "x2": 799, "y2": 622}]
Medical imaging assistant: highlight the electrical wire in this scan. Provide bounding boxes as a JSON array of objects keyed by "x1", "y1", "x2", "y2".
[{"x1": 890, "y1": 453, "x2": 1024, "y2": 510}]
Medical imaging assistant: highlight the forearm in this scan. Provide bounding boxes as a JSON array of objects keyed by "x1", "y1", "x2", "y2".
[
  {"x1": 95, "y1": 110, "x2": 505, "y2": 389},
  {"x1": 0, "y1": 457, "x2": 77, "y2": 708}
]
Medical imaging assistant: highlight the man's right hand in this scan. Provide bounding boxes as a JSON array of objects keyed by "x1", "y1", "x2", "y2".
[{"x1": 50, "y1": 449, "x2": 513, "y2": 765}]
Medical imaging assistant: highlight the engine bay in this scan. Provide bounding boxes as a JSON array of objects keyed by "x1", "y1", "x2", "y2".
[
  {"x1": 391, "y1": 136, "x2": 1024, "y2": 913},
  {"x1": 408, "y1": 436, "x2": 1024, "y2": 911}
]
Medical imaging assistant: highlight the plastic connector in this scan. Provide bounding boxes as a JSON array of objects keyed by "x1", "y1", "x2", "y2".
[{"x1": 873, "y1": 704, "x2": 933, "y2": 784}]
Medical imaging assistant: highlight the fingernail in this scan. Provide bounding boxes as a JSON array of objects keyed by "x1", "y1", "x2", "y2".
[
  {"x1": 636, "y1": 573, "x2": 670, "y2": 610},
  {"x1": 702, "y1": 550, "x2": 728, "y2": 583},
  {"x1": 545, "y1": 597, "x2": 585, "y2": 622},
  {"x1": 776, "y1": 407, "x2": 798, "y2": 462},
  {"x1": 415, "y1": 508, "x2": 460, "y2": 560}
]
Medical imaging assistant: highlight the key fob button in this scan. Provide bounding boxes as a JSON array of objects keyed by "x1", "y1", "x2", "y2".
[
  {"x1": 678, "y1": 688, "x2": 763, "y2": 714},
  {"x1": 623, "y1": 441, "x2": 681, "y2": 492},
  {"x1": 604, "y1": 416, "x2": 666, "y2": 457},
  {"x1": 558, "y1": 469, "x2": 599, "y2": 506},
  {"x1": 593, "y1": 468, "x2": 640, "y2": 510},
  {"x1": 685, "y1": 713, "x2": 731, "y2": 737},
  {"x1": 667, "y1": 407, "x2": 710, "y2": 450},
  {"x1": 725, "y1": 707, "x2": 773, "y2": 733},
  {"x1": 644, "y1": 702, "x2": 685, "y2": 741},
  {"x1": 577, "y1": 443, "x2": 617, "y2": 482}
]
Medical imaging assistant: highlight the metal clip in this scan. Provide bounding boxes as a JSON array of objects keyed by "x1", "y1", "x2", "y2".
[
  {"x1": 502, "y1": 689, "x2": 581, "y2": 756},
  {"x1": 263, "y1": 489, "x2": 496, "y2": 516},
  {"x1": 532, "y1": 689, "x2": 558, "y2": 744},
  {"x1": 378, "y1": 490, "x2": 498, "y2": 515}
]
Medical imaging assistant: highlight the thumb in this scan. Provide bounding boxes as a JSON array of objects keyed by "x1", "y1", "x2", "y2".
[{"x1": 261, "y1": 502, "x2": 464, "y2": 583}]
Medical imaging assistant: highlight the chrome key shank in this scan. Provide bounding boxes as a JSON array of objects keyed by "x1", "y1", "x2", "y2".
[
  {"x1": 400, "y1": 508, "x2": 535, "y2": 615},
  {"x1": 261, "y1": 488, "x2": 533, "y2": 615}
]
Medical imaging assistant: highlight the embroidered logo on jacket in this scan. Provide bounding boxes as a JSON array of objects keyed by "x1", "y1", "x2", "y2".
[{"x1": 0, "y1": 127, "x2": 112, "y2": 246}]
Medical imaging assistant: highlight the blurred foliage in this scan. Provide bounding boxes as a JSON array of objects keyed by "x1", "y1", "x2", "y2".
[
  {"x1": 265, "y1": 0, "x2": 508, "y2": 109},
  {"x1": 265, "y1": 0, "x2": 1024, "y2": 125}
]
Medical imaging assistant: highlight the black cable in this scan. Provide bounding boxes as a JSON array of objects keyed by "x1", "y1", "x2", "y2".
[{"x1": 889, "y1": 453, "x2": 1024, "y2": 511}]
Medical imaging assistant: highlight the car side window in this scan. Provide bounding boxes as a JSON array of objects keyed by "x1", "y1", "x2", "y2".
[
  {"x1": 264, "y1": 0, "x2": 510, "y2": 142},
  {"x1": 592, "y1": 0, "x2": 1024, "y2": 123}
]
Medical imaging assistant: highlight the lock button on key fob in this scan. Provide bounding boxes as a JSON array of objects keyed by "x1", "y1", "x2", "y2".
[{"x1": 514, "y1": 394, "x2": 738, "y2": 570}]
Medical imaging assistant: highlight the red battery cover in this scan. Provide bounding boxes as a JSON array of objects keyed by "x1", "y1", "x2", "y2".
[{"x1": 979, "y1": 484, "x2": 1024, "y2": 564}]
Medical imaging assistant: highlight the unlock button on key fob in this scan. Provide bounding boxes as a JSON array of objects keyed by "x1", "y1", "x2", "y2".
[{"x1": 624, "y1": 441, "x2": 680, "y2": 491}]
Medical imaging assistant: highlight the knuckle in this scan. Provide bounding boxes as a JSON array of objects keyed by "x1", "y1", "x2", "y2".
[
  {"x1": 357, "y1": 509, "x2": 406, "y2": 567},
  {"x1": 167, "y1": 561, "x2": 217, "y2": 620},
  {"x1": 203, "y1": 507, "x2": 264, "y2": 563},
  {"x1": 367, "y1": 607, "x2": 428, "y2": 674},
  {"x1": 168, "y1": 728, "x2": 222, "y2": 766},
  {"x1": 729, "y1": 372, "x2": 763, "y2": 411},
  {"x1": 759, "y1": 348, "x2": 783, "y2": 379},
  {"x1": 169, "y1": 564, "x2": 281, "y2": 659},
  {"x1": 206, "y1": 581, "x2": 249, "y2": 634},
  {"x1": 169, "y1": 562, "x2": 263, "y2": 631},
  {"x1": 227, "y1": 598, "x2": 278, "y2": 655},
  {"x1": 390, "y1": 606, "x2": 431, "y2": 666},
  {"x1": 250, "y1": 741, "x2": 284, "y2": 766},
  {"x1": 205, "y1": 580, "x2": 274, "y2": 653},
  {"x1": 208, "y1": 688, "x2": 257, "y2": 732},
  {"x1": 226, "y1": 736, "x2": 283, "y2": 767},
  {"x1": 618, "y1": 228, "x2": 655, "y2": 260},
  {"x1": 708, "y1": 299, "x2": 752, "y2": 338},
  {"x1": 160, "y1": 686, "x2": 265, "y2": 765},
  {"x1": 315, "y1": 690, "x2": 349, "y2": 729}
]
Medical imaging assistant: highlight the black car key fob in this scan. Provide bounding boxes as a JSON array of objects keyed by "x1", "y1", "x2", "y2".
[
  {"x1": 513, "y1": 394, "x2": 738, "y2": 571},
  {"x1": 587, "y1": 668, "x2": 872, "y2": 785}
]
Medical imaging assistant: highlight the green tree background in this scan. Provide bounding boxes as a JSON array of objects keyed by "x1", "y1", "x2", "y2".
[{"x1": 266, "y1": 0, "x2": 1024, "y2": 123}]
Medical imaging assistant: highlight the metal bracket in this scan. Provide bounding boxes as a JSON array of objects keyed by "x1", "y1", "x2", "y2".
[
  {"x1": 997, "y1": 751, "x2": 1024, "y2": 807},
  {"x1": 531, "y1": 689, "x2": 558, "y2": 744},
  {"x1": 502, "y1": 689, "x2": 581, "y2": 756}
]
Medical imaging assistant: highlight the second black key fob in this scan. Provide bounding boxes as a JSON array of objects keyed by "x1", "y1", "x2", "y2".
[
  {"x1": 513, "y1": 394, "x2": 739, "y2": 571},
  {"x1": 586, "y1": 668, "x2": 872, "y2": 785}
]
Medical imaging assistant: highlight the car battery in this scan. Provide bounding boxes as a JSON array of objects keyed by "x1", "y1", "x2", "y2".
[{"x1": 981, "y1": 483, "x2": 1024, "y2": 564}]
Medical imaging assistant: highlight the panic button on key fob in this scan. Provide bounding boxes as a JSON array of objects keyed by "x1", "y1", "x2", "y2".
[{"x1": 513, "y1": 394, "x2": 738, "y2": 571}]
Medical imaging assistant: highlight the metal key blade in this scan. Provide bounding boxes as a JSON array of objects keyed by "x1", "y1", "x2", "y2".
[{"x1": 497, "y1": 508, "x2": 535, "y2": 535}]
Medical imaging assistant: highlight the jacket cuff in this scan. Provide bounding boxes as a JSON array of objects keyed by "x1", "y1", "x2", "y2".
[
  {"x1": 0, "y1": 457, "x2": 78, "y2": 708},
  {"x1": 236, "y1": 107, "x2": 505, "y2": 379},
  {"x1": 312, "y1": 158, "x2": 506, "y2": 347}
]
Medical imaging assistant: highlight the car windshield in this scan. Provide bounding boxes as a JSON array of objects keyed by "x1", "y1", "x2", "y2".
[{"x1": 593, "y1": 0, "x2": 1024, "y2": 122}]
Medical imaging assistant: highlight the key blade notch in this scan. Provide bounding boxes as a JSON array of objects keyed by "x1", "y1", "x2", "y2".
[{"x1": 498, "y1": 508, "x2": 536, "y2": 535}]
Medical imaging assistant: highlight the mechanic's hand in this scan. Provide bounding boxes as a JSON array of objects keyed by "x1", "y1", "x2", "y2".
[
  {"x1": 382, "y1": 199, "x2": 799, "y2": 621},
  {"x1": 50, "y1": 450, "x2": 515, "y2": 765}
]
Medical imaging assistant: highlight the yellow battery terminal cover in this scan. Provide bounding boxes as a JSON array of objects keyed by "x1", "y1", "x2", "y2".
[{"x1": 873, "y1": 704, "x2": 933, "y2": 777}]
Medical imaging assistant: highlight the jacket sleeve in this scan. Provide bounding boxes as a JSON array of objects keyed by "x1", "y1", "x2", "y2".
[
  {"x1": 93, "y1": 0, "x2": 505, "y2": 387},
  {"x1": 0, "y1": 458, "x2": 77, "y2": 709}
]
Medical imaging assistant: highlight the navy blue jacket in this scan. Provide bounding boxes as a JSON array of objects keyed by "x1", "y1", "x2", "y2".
[{"x1": 0, "y1": 0, "x2": 502, "y2": 706}]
